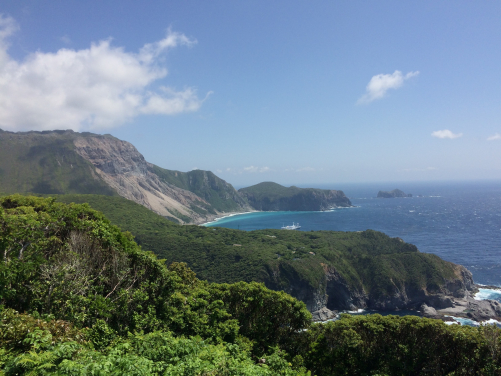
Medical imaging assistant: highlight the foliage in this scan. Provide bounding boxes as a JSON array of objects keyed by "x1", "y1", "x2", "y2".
[
  {"x1": 238, "y1": 182, "x2": 351, "y2": 211},
  {"x1": 151, "y1": 165, "x2": 246, "y2": 213},
  {"x1": 40, "y1": 194, "x2": 458, "y2": 307},
  {"x1": 0, "y1": 130, "x2": 116, "y2": 196},
  {"x1": 298, "y1": 313, "x2": 501, "y2": 375},
  {"x1": 1, "y1": 195, "x2": 501, "y2": 375},
  {"x1": 1, "y1": 328, "x2": 309, "y2": 375},
  {"x1": 0, "y1": 195, "x2": 275, "y2": 343}
]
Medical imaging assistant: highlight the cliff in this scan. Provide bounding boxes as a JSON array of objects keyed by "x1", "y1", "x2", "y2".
[
  {"x1": 50, "y1": 193, "x2": 477, "y2": 320},
  {"x1": 239, "y1": 182, "x2": 352, "y2": 211},
  {"x1": 0, "y1": 129, "x2": 250, "y2": 223},
  {"x1": 377, "y1": 189, "x2": 412, "y2": 198}
]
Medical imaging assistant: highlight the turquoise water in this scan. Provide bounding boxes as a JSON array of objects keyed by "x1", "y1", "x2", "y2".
[{"x1": 205, "y1": 180, "x2": 501, "y2": 287}]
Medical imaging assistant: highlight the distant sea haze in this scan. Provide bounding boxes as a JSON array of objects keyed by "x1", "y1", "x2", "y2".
[{"x1": 207, "y1": 180, "x2": 501, "y2": 287}]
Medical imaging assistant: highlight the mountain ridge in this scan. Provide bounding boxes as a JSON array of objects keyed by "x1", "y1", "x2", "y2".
[
  {"x1": 0, "y1": 129, "x2": 352, "y2": 223},
  {"x1": 0, "y1": 129, "x2": 250, "y2": 223}
]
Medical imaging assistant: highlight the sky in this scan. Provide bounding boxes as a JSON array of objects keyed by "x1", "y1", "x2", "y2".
[{"x1": 0, "y1": 1, "x2": 500, "y2": 187}]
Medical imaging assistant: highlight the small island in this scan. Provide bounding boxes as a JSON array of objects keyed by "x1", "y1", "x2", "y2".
[{"x1": 377, "y1": 189, "x2": 412, "y2": 198}]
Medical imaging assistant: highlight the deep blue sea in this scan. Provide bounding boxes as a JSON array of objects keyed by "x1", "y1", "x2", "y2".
[{"x1": 205, "y1": 180, "x2": 501, "y2": 288}]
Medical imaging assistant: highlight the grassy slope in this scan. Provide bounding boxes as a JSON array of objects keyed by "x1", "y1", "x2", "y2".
[
  {"x1": 0, "y1": 130, "x2": 116, "y2": 196},
  {"x1": 151, "y1": 165, "x2": 245, "y2": 213},
  {"x1": 239, "y1": 182, "x2": 306, "y2": 201},
  {"x1": 53, "y1": 194, "x2": 457, "y2": 299}
]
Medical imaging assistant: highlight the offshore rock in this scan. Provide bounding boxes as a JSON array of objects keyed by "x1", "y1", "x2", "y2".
[{"x1": 377, "y1": 189, "x2": 412, "y2": 198}]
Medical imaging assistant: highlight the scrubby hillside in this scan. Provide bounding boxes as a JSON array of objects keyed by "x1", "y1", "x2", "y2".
[
  {"x1": 0, "y1": 129, "x2": 250, "y2": 223},
  {"x1": 1, "y1": 195, "x2": 500, "y2": 375},
  {"x1": 53, "y1": 194, "x2": 472, "y2": 314},
  {"x1": 239, "y1": 182, "x2": 352, "y2": 211},
  {"x1": 0, "y1": 129, "x2": 116, "y2": 196}
]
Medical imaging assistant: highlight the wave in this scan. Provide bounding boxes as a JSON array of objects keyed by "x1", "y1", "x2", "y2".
[
  {"x1": 474, "y1": 288, "x2": 501, "y2": 302},
  {"x1": 444, "y1": 315, "x2": 501, "y2": 327},
  {"x1": 201, "y1": 211, "x2": 259, "y2": 226}
]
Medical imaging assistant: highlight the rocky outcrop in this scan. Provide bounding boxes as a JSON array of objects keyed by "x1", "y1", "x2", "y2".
[
  {"x1": 377, "y1": 189, "x2": 412, "y2": 198},
  {"x1": 323, "y1": 265, "x2": 368, "y2": 311},
  {"x1": 239, "y1": 182, "x2": 352, "y2": 211},
  {"x1": 311, "y1": 307, "x2": 337, "y2": 322},
  {"x1": 422, "y1": 288, "x2": 501, "y2": 323},
  {"x1": 73, "y1": 135, "x2": 249, "y2": 224},
  {"x1": 266, "y1": 257, "x2": 486, "y2": 322}
]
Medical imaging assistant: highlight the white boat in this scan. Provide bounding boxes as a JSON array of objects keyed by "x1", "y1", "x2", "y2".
[{"x1": 281, "y1": 222, "x2": 301, "y2": 230}]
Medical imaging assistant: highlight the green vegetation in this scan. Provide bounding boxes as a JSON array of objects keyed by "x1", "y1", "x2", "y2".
[
  {"x1": 0, "y1": 130, "x2": 116, "y2": 196},
  {"x1": 239, "y1": 182, "x2": 352, "y2": 211},
  {"x1": 151, "y1": 165, "x2": 248, "y2": 213},
  {"x1": 44, "y1": 194, "x2": 456, "y2": 307},
  {"x1": 1, "y1": 195, "x2": 500, "y2": 375},
  {"x1": 239, "y1": 182, "x2": 308, "y2": 200}
]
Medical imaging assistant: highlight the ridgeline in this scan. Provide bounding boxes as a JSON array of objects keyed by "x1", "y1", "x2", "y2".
[
  {"x1": 0, "y1": 130, "x2": 353, "y2": 224},
  {"x1": 239, "y1": 181, "x2": 352, "y2": 211}
]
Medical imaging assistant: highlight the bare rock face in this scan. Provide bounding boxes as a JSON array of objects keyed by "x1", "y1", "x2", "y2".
[
  {"x1": 323, "y1": 265, "x2": 368, "y2": 311},
  {"x1": 312, "y1": 307, "x2": 337, "y2": 322},
  {"x1": 74, "y1": 136, "x2": 221, "y2": 223}
]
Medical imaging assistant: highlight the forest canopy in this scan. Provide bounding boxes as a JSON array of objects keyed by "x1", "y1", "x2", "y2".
[{"x1": 1, "y1": 195, "x2": 500, "y2": 375}]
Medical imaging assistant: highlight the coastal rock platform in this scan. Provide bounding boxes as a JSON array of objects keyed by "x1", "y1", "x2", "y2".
[{"x1": 422, "y1": 288, "x2": 501, "y2": 323}]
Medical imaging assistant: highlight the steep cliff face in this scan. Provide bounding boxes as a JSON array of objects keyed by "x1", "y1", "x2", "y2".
[
  {"x1": 73, "y1": 135, "x2": 250, "y2": 223},
  {"x1": 239, "y1": 182, "x2": 352, "y2": 211},
  {"x1": 0, "y1": 129, "x2": 249, "y2": 224},
  {"x1": 151, "y1": 166, "x2": 250, "y2": 213},
  {"x1": 73, "y1": 136, "x2": 214, "y2": 223},
  {"x1": 262, "y1": 255, "x2": 475, "y2": 314}
]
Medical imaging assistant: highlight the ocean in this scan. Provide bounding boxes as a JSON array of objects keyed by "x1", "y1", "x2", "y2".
[{"x1": 205, "y1": 180, "x2": 501, "y2": 290}]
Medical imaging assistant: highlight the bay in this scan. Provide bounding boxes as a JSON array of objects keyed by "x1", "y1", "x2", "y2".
[{"x1": 205, "y1": 180, "x2": 501, "y2": 287}]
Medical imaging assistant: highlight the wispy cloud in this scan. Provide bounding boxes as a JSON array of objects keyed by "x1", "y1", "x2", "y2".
[
  {"x1": 487, "y1": 133, "x2": 501, "y2": 141},
  {"x1": 0, "y1": 15, "x2": 206, "y2": 132},
  {"x1": 243, "y1": 166, "x2": 271, "y2": 173},
  {"x1": 358, "y1": 70, "x2": 419, "y2": 104},
  {"x1": 60, "y1": 35, "x2": 71, "y2": 44},
  {"x1": 284, "y1": 166, "x2": 322, "y2": 173},
  {"x1": 431, "y1": 129, "x2": 463, "y2": 139}
]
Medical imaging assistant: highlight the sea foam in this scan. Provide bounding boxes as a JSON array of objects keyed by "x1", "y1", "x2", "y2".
[{"x1": 474, "y1": 288, "x2": 501, "y2": 302}]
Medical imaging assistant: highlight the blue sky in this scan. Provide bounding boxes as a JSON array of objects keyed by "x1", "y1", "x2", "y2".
[{"x1": 1, "y1": 1, "x2": 500, "y2": 187}]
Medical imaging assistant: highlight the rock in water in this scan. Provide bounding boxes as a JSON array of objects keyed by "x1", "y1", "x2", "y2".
[{"x1": 377, "y1": 189, "x2": 412, "y2": 198}]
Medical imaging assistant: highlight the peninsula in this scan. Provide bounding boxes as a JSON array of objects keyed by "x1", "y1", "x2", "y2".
[{"x1": 239, "y1": 181, "x2": 352, "y2": 211}]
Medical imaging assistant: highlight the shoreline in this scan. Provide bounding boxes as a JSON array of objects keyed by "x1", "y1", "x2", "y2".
[
  {"x1": 196, "y1": 210, "x2": 260, "y2": 226},
  {"x1": 313, "y1": 285, "x2": 501, "y2": 326},
  {"x1": 196, "y1": 204, "x2": 357, "y2": 226}
]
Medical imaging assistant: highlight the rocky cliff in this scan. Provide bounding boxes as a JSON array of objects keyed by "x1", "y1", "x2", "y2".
[
  {"x1": 0, "y1": 129, "x2": 250, "y2": 224},
  {"x1": 239, "y1": 182, "x2": 352, "y2": 211},
  {"x1": 266, "y1": 261, "x2": 475, "y2": 315}
]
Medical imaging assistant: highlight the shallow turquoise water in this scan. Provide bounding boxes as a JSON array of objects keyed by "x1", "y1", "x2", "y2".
[{"x1": 205, "y1": 180, "x2": 501, "y2": 287}]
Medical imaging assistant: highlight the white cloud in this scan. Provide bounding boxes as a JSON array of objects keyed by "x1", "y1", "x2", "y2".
[
  {"x1": 296, "y1": 167, "x2": 316, "y2": 172},
  {"x1": 487, "y1": 133, "x2": 501, "y2": 141},
  {"x1": 358, "y1": 70, "x2": 419, "y2": 104},
  {"x1": 431, "y1": 129, "x2": 463, "y2": 139},
  {"x1": 243, "y1": 166, "x2": 271, "y2": 173},
  {"x1": 0, "y1": 15, "x2": 205, "y2": 131}
]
